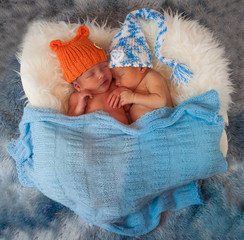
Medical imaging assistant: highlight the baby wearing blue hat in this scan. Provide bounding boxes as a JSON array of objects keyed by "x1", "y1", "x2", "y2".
[{"x1": 107, "y1": 9, "x2": 193, "y2": 122}]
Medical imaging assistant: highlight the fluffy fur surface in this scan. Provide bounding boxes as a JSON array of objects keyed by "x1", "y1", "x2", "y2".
[
  {"x1": 0, "y1": 1, "x2": 243, "y2": 240},
  {"x1": 18, "y1": 11, "x2": 232, "y2": 156},
  {"x1": 19, "y1": 12, "x2": 234, "y2": 119}
]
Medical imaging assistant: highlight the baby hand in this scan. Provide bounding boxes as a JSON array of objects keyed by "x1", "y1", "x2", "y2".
[
  {"x1": 77, "y1": 89, "x2": 93, "y2": 108},
  {"x1": 107, "y1": 87, "x2": 128, "y2": 108},
  {"x1": 68, "y1": 90, "x2": 93, "y2": 116},
  {"x1": 120, "y1": 89, "x2": 134, "y2": 106}
]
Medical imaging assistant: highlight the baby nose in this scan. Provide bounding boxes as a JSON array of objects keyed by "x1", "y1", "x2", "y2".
[
  {"x1": 115, "y1": 79, "x2": 121, "y2": 86},
  {"x1": 98, "y1": 69, "x2": 105, "y2": 79}
]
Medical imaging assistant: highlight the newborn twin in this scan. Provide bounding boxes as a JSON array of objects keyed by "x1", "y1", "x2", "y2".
[{"x1": 50, "y1": 9, "x2": 193, "y2": 124}]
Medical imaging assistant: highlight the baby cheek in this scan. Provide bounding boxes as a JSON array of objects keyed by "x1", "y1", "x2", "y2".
[{"x1": 106, "y1": 70, "x2": 113, "y2": 80}]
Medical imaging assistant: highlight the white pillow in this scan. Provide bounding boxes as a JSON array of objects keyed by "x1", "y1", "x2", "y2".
[{"x1": 18, "y1": 12, "x2": 233, "y2": 156}]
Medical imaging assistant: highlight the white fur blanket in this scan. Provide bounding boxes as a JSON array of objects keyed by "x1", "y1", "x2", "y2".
[{"x1": 18, "y1": 12, "x2": 233, "y2": 156}]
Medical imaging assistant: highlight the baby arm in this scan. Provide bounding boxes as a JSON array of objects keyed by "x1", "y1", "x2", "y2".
[
  {"x1": 67, "y1": 90, "x2": 93, "y2": 116},
  {"x1": 107, "y1": 86, "x2": 128, "y2": 108},
  {"x1": 120, "y1": 73, "x2": 168, "y2": 108}
]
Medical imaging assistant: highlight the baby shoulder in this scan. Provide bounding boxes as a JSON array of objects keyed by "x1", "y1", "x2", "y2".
[{"x1": 145, "y1": 69, "x2": 166, "y2": 85}]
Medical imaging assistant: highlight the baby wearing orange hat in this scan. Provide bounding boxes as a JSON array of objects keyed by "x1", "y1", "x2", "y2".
[{"x1": 50, "y1": 26, "x2": 128, "y2": 125}]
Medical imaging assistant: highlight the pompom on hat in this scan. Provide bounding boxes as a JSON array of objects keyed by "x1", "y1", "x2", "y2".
[
  {"x1": 108, "y1": 8, "x2": 194, "y2": 84},
  {"x1": 50, "y1": 26, "x2": 107, "y2": 83}
]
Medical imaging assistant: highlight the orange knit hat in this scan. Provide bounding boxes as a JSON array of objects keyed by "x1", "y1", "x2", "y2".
[{"x1": 50, "y1": 26, "x2": 107, "y2": 83}]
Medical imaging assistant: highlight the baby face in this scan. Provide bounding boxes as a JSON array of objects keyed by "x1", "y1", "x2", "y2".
[
  {"x1": 111, "y1": 67, "x2": 142, "y2": 90},
  {"x1": 75, "y1": 62, "x2": 112, "y2": 94}
]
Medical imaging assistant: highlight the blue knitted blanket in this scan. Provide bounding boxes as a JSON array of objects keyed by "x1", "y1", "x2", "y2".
[{"x1": 7, "y1": 90, "x2": 227, "y2": 236}]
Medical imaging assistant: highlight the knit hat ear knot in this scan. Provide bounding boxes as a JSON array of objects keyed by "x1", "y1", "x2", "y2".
[
  {"x1": 49, "y1": 26, "x2": 89, "y2": 52},
  {"x1": 49, "y1": 40, "x2": 62, "y2": 52},
  {"x1": 76, "y1": 26, "x2": 89, "y2": 38}
]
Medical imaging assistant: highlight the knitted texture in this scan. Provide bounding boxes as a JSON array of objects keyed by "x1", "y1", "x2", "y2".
[
  {"x1": 50, "y1": 26, "x2": 107, "y2": 83},
  {"x1": 108, "y1": 8, "x2": 194, "y2": 84},
  {"x1": 7, "y1": 90, "x2": 227, "y2": 236}
]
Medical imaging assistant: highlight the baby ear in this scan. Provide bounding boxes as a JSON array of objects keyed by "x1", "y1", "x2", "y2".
[
  {"x1": 49, "y1": 40, "x2": 62, "y2": 52},
  {"x1": 76, "y1": 26, "x2": 89, "y2": 38},
  {"x1": 73, "y1": 81, "x2": 81, "y2": 92},
  {"x1": 139, "y1": 67, "x2": 147, "y2": 73}
]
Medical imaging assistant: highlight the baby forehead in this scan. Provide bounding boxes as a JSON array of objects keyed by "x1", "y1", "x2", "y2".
[
  {"x1": 86, "y1": 61, "x2": 109, "y2": 72},
  {"x1": 111, "y1": 67, "x2": 137, "y2": 74}
]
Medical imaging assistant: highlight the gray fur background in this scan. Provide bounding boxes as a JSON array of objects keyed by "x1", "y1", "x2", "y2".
[{"x1": 0, "y1": 0, "x2": 243, "y2": 239}]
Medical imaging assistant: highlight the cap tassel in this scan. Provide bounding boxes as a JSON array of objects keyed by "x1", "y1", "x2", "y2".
[{"x1": 171, "y1": 63, "x2": 194, "y2": 84}]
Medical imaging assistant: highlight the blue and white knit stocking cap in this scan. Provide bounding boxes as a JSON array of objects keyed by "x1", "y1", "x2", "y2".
[{"x1": 108, "y1": 8, "x2": 194, "y2": 84}]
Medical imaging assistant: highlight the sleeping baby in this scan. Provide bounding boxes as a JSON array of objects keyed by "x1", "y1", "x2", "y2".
[
  {"x1": 106, "y1": 8, "x2": 196, "y2": 123},
  {"x1": 107, "y1": 66, "x2": 173, "y2": 123},
  {"x1": 107, "y1": 10, "x2": 173, "y2": 122},
  {"x1": 50, "y1": 26, "x2": 128, "y2": 125}
]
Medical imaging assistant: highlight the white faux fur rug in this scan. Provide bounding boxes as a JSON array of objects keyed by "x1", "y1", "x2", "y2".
[{"x1": 19, "y1": 11, "x2": 233, "y2": 156}]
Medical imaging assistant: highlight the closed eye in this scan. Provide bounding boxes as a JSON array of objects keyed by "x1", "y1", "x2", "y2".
[
  {"x1": 117, "y1": 74, "x2": 124, "y2": 79},
  {"x1": 86, "y1": 72, "x2": 94, "y2": 79}
]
